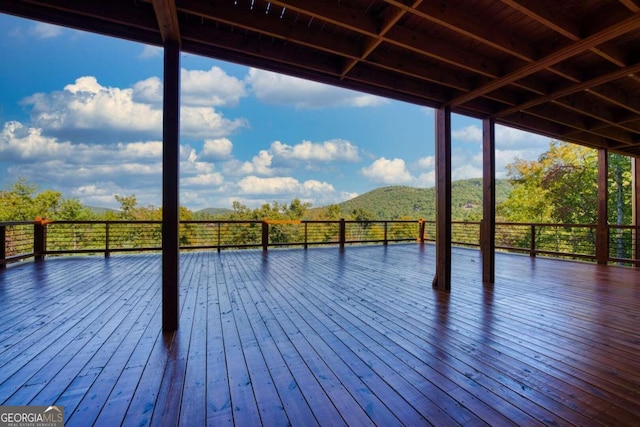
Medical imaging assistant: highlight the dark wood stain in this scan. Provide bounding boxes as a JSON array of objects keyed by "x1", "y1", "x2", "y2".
[{"x1": 1, "y1": 245, "x2": 639, "y2": 426}]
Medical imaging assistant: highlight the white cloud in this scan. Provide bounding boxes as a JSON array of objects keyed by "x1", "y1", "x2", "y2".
[
  {"x1": 452, "y1": 165, "x2": 483, "y2": 181},
  {"x1": 182, "y1": 173, "x2": 224, "y2": 187},
  {"x1": 222, "y1": 150, "x2": 274, "y2": 177},
  {"x1": 416, "y1": 171, "x2": 435, "y2": 187},
  {"x1": 0, "y1": 121, "x2": 73, "y2": 161},
  {"x1": 132, "y1": 77, "x2": 163, "y2": 105},
  {"x1": 181, "y1": 106, "x2": 247, "y2": 139},
  {"x1": 117, "y1": 141, "x2": 163, "y2": 160},
  {"x1": 202, "y1": 138, "x2": 233, "y2": 160},
  {"x1": 23, "y1": 75, "x2": 246, "y2": 142},
  {"x1": 139, "y1": 45, "x2": 162, "y2": 59},
  {"x1": 452, "y1": 123, "x2": 550, "y2": 149},
  {"x1": 361, "y1": 157, "x2": 414, "y2": 185},
  {"x1": 246, "y1": 68, "x2": 387, "y2": 108},
  {"x1": 182, "y1": 67, "x2": 246, "y2": 107},
  {"x1": 30, "y1": 23, "x2": 63, "y2": 39},
  {"x1": 271, "y1": 139, "x2": 360, "y2": 162},
  {"x1": 237, "y1": 175, "x2": 335, "y2": 198},
  {"x1": 417, "y1": 156, "x2": 434, "y2": 169},
  {"x1": 452, "y1": 124, "x2": 483, "y2": 143}
]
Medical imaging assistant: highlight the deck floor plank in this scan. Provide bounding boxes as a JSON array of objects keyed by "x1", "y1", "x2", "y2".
[{"x1": 1, "y1": 245, "x2": 640, "y2": 426}]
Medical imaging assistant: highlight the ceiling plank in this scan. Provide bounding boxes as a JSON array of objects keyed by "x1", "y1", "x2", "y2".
[
  {"x1": 501, "y1": 0, "x2": 629, "y2": 67},
  {"x1": 449, "y1": 12, "x2": 640, "y2": 108},
  {"x1": 493, "y1": 62, "x2": 640, "y2": 118},
  {"x1": 341, "y1": 1, "x2": 423, "y2": 78}
]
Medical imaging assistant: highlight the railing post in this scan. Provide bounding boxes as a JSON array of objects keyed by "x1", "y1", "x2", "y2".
[
  {"x1": 105, "y1": 222, "x2": 111, "y2": 258},
  {"x1": 0, "y1": 224, "x2": 6, "y2": 270},
  {"x1": 262, "y1": 220, "x2": 269, "y2": 252},
  {"x1": 530, "y1": 224, "x2": 536, "y2": 257},
  {"x1": 339, "y1": 218, "x2": 346, "y2": 250},
  {"x1": 217, "y1": 222, "x2": 221, "y2": 253},
  {"x1": 34, "y1": 218, "x2": 47, "y2": 261},
  {"x1": 383, "y1": 221, "x2": 388, "y2": 245},
  {"x1": 304, "y1": 222, "x2": 308, "y2": 250},
  {"x1": 418, "y1": 219, "x2": 425, "y2": 243}
]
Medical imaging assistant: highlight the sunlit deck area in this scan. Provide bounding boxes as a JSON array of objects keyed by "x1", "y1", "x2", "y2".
[{"x1": 1, "y1": 245, "x2": 639, "y2": 426}]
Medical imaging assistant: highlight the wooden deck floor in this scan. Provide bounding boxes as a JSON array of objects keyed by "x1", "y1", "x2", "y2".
[{"x1": 1, "y1": 245, "x2": 639, "y2": 426}]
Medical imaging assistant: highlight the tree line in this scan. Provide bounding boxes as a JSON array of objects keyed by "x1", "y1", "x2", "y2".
[{"x1": 1, "y1": 140, "x2": 635, "y2": 259}]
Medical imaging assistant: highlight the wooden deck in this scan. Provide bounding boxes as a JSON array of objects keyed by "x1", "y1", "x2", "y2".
[{"x1": 1, "y1": 245, "x2": 639, "y2": 426}]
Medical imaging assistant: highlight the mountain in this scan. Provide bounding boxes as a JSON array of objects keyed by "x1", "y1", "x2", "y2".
[
  {"x1": 194, "y1": 207, "x2": 233, "y2": 217},
  {"x1": 86, "y1": 205, "x2": 119, "y2": 215},
  {"x1": 331, "y1": 178, "x2": 512, "y2": 220}
]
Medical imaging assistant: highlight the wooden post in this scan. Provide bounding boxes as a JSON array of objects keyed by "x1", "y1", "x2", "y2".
[
  {"x1": 34, "y1": 218, "x2": 46, "y2": 262},
  {"x1": 339, "y1": 219, "x2": 346, "y2": 250},
  {"x1": 262, "y1": 221, "x2": 269, "y2": 252},
  {"x1": 383, "y1": 221, "x2": 388, "y2": 246},
  {"x1": 633, "y1": 157, "x2": 640, "y2": 266},
  {"x1": 596, "y1": 149, "x2": 609, "y2": 265},
  {"x1": 433, "y1": 106, "x2": 452, "y2": 291},
  {"x1": 217, "y1": 222, "x2": 221, "y2": 253},
  {"x1": 105, "y1": 222, "x2": 111, "y2": 258},
  {"x1": 418, "y1": 219, "x2": 425, "y2": 243},
  {"x1": 530, "y1": 225, "x2": 536, "y2": 257},
  {"x1": 481, "y1": 118, "x2": 495, "y2": 284},
  {"x1": 304, "y1": 222, "x2": 308, "y2": 250},
  {"x1": 0, "y1": 224, "x2": 6, "y2": 269},
  {"x1": 162, "y1": 40, "x2": 180, "y2": 332}
]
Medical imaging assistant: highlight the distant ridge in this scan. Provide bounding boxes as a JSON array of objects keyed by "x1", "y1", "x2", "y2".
[
  {"x1": 331, "y1": 178, "x2": 512, "y2": 220},
  {"x1": 195, "y1": 207, "x2": 233, "y2": 216},
  {"x1": 86, "y1": 205, "x2": 118, "y2": 215}
]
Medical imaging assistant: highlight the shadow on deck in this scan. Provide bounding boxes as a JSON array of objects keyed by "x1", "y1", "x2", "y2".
[{"x1": 1, "y1": 245, "x2": 639, "y2": 426}]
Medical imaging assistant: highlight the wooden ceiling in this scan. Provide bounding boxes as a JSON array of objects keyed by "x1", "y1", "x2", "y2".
[{"x1": 3, "y1": 0, "x2": 640, "y2": 156}]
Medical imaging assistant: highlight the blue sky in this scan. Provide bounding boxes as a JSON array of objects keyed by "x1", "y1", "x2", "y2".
[{"x1": 0, "y1": 13, "x2": 551, "y2": 211}]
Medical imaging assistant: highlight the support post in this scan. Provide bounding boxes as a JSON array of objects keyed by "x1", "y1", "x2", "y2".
[
  {"x1": 418, "y1": 219, "x2": 425, "y2": 243},
  {"x1": 105, "y1": 222, "x2": 111, "y2": 258},
  {"x1": 0, "y1": 224, "x2": 6, "y2": 269},
  {"x1": 596, "y1": 149, "x2": 609, "y2": 265},
  {"x1": 262, "y1": 221, "x2": 269, "y2": 252},
  {"x1": 339, "y1": 219, "x2": 346, "y2": 250},
  {"x1": 633, "y1": 158, "x2": 640, "y2": 266},
  {"x1": 433, "y1": 107, "x2": 452, "y2": 291},
  {"x1": 162, "y1": 40, "x2": 180, "y2": 332},
  {"x1": 34, "y1": 218, "x2": 46, "y2": 262},
  {"x1": 481, "y1": 118, "x2": 495, "y2": 284}
]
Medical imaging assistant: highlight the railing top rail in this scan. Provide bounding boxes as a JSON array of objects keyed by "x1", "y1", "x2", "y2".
[{"x1": 496, "y1": 221, "x2": 598, "y2": 228}]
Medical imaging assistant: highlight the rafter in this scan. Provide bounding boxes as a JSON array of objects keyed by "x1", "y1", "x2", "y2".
[
  {"x1": 151, "y1": 0, "x2": 180, "y2": 43},
  {"x1": 340, "y1": 0, "x2": 423, "y2": 78},
  {"x1": 501, "y1": 0, "x2": 629, "y2": 67},
  {"x1": 449, "y1": 12, "x2": 640, "y2": 108}
]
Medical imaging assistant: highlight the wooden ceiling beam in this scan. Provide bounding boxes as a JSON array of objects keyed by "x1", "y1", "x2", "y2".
[
  {"x1": 151, "y1": 0, "x2": 180, "y2": 43},
  {"x1": 587, "y1": 83, "x2": 640, "y2": 116},
  {"x1": 385, "y1": 0, "x2": 535, "y2": 62},
  {"x1": 340, "y1": 1, "x2": 423, "y2": 78},
  {"x1": 494, "y1": 61, "x2": 640, "y2": 118},
  {"x1": 501, "y1": 0, "x2": 630, "y2": 67},
  {"x1": 620, "y1": 0, "x2": 640, "y2": 12},
  {"x1": 268, "y1": 0, "x2": 507, "y2": 78},
  {"x1": 180, "y1": 22, "x2": 452, "y2": 107},
  {"x1": 6, "y1": 0, "x2": 160, "y2": 39},
  {"x1": 178, "y1": 0, "x2": 483, "y2": 96},
  {"x1": 449, "y1": 12, "x2": 640, "y2": 108}
]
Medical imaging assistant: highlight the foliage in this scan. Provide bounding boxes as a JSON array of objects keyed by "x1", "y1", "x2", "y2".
[
  {"x1": 318, "y1": 179, "x2": 512, "y2": 221},
  {"x1": 498, "y1": 141, "x2": 632, "y2": 225},
  {"x1": 497, "y1": 141, "x2": 633, "y2": 259},
  {"x1": 0, "y1": 177, "x2": 93, "y2": 221}
]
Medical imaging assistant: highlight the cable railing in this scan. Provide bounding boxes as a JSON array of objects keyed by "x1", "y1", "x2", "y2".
[{"x1": 1, "y1": 219, "x2": 639, "y2": 268}]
